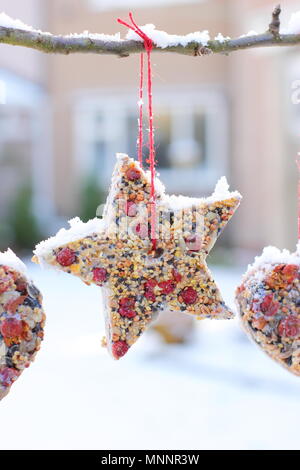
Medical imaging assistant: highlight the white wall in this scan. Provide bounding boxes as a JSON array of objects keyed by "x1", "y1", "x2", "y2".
[{"x1": 0, "y1": 0, "x2": 46, "y2": 83}]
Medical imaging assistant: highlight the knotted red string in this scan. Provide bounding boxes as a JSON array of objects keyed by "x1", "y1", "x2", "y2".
[{"x1": 118, "y1": 13, "x2": 157, "y2": 250}]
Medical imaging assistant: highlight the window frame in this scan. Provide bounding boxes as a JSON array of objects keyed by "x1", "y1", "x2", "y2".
[{"x1": 73, "y1": 86, "x2": 229, "y2": 194}]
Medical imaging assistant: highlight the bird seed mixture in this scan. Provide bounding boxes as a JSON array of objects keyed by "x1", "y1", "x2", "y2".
[
  {"x1": 34, "y1": 154, "x2": 241, "y2": 360},
  {"x1": 236, "y1": 246, "x2": 300, "y2": 375},
  {"x1": 0, "y1": 259, "x2": 45, "y2": 400}
]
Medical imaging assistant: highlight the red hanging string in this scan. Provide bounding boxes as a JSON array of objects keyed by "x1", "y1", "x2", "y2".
[
  {"x1": 297, "y1": 156, "x2": 300, "y2": 240},
  {"x1": 118, "y1": 13, "x2": 157, "y2": 250},
  {"x1": 138, "y1": 52, "x2": 144, "y2": 167}
]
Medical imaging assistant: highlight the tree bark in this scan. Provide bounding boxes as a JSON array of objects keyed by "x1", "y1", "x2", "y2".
[{"x1": 0, "y1": 4, "x2": 299, "y2": 58}]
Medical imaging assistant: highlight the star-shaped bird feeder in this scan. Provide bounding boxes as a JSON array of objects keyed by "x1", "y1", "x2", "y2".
[{"x1": 33, "y1": 154, "x2": 241, "y2": 359}]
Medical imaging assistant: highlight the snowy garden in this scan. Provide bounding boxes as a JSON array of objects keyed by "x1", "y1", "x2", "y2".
[
  {"x1": 1, "y1": 1, "x2": 300, "y2": 452},
  {"x1": 0, "y1": 262, "x2": 299, "y2": 450}
]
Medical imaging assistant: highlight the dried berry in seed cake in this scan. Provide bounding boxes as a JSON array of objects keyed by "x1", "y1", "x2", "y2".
[
  {"x1": 236, "y1": 244, "x2": 300, "y2": 376},
  {"x1": 33, "y1": 154, "x2": 241, "y2": 360},
  {"x1": 0, "y1": 250, "x2": 45, "y2": 400}
]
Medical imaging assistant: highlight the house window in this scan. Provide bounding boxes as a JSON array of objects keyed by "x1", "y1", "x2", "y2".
[
  {"x1": 73, "y1": 88, "x2": 228, "y2": 195},
  {"x1": 126, "y1": 109, "x2": 206, "y2": 170}
]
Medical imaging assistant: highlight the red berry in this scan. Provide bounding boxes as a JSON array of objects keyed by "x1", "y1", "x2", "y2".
[
  {"x1": 118, "y1": 307, "x2": 136, "y2": 318},
  {"x1": 112, "y1": 341, "x2": 129, "y2": 359},
  {"x1": 185, "y1": 235, "x2": 202, "y2": 252},
  {"x1": 4, "y1": 296, "x2": 26, "y2": 314},
  {"x1": 144, "y1": 279, "x2": 157, "y2": 301},
  {"x1": 125, "y1": 201, "x2": 138, "y2": 217},
  {"x1": 0, "y1": 367, "x2": 19, "y2": 387},
  {"x1": 159, "y1": 280, "x2": 176, "y2": 295},
  {"x1": 145, "y1": 291, "x2": 156, "y2": 301},
  {"x1": 278, "y1": 316, "x2": 300, "y2": 338},
  {"x1": 180, "y1": 287, "x2": 198, "y2": 305},
  {"x1": 92, "y1": 267, "x2": 107, "y2": 284},
  {"x1": 118, "y1": 297, "x2": 136, "y2": 318},
  {"x1": 145, "y1": 279, "x2": 157, "y2": 289},
  {"x1": 172, "y1": 269, "x2": 182, "y2": 283},
  {"x1": 0, "y1": 318, "x2": 24, "y2": 338},
  {"x1": 56, "y1": 248, "x2": 76, "y2": 267},
  {"x1": 282, "y1": 264, "x2": 298, "y2": 283},
  {"x1": 119, "y1": 297, "x2": 135, "y2": 308},
  {"x1": 125, "y1": 168, "x2": 141, "y2": 181},
  {"x1": 273, "y1": 264, "x2": 285, "y2": 273},
  {"x1": 260, "y1": 294, "x2": 279, "y2": 317}
]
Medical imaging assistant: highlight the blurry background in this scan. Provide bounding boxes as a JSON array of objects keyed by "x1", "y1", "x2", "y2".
[
  {"x1": 1, "y1": 0, "x2": 300, "y2": 258},
  {"x1": 1, "y1": 0, "x2": 300, "y2": 450}
]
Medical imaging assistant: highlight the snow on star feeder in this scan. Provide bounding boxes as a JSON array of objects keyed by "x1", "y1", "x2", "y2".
[{"x1": 33, "y1": 154, "x2": 241, "y2": 360}]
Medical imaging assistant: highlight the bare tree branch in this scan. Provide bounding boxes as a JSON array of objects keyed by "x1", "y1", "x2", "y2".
[{"x1": 0, "y1": 6, "x2": 299, "y2": 57}]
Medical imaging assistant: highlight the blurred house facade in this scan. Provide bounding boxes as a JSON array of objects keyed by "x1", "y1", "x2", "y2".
[
  {"x1": 0, "y1": 0, "x2": 299, "y2": 259},
  {"x1": 0, "y1": 0, "x2": 54, "y2": 246}
]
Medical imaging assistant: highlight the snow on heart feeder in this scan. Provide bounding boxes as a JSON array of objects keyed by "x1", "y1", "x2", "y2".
[
  {"x1": 0, "y1": 249, "x2": 45, "y2": 400},
  {"x1": 235, "y1": 244, "x2": 300, "y2": 376}
]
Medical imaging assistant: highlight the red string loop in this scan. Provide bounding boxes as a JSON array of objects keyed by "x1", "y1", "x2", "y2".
[
  {"x1": 117, "y1": 13, "x2": 153, "y2": 52},
  {"x1": 118, "y1": 12, "x2": 157, "y2": 250}
]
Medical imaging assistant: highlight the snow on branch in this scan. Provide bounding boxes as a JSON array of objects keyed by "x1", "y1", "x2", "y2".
[{"x1": 1, "y1": 5, "x2": 300, "y2": 57}]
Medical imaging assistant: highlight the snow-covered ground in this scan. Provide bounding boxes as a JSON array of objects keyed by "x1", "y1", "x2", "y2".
[{"x1": 1, "y1": 263, "x2": 300, "y2": 450}]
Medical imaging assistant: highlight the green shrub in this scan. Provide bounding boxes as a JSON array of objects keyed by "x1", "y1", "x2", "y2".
[
  {"x1": 79, "y1": 175, "x2": 106, "y2": 222},
  {"x1": 9, "y1": 183, "x2": 42, "y2": 250}
]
